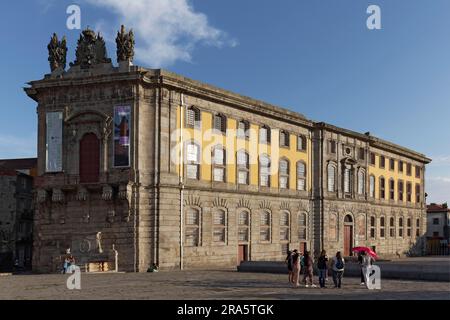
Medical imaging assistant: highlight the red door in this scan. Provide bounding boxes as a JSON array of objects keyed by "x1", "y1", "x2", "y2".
[
  {"x1": 238, "y1": 245, "x2": 248, "y2": 265},
  {"x1": 344, "y1": 225, "x2": 353, "y2": 257},
  {"x1": 80, "y1": 133, "x2": 100, "y2": 183}
]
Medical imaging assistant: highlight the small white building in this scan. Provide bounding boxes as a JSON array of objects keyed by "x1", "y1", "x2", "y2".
[{"x1": 426, "y1": 203, "x2": 450, "y2": 242}]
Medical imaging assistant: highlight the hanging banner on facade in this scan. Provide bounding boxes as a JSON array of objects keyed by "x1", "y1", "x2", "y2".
[
  {"x1": 114, "y1": 106, "x2": 131, "y2": 167},
  {"x1": 46, "y1": 112, "x2": 63, "y2": 173}
]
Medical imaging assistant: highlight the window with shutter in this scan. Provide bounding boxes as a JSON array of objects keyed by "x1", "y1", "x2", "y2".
[{"x1": 327, "y1": 164, "x2": 336, "y2": 192}]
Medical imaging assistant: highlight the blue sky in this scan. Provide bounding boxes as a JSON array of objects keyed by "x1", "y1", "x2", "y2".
[{"x1": 0, "y1": 0, "x2": 449, "y2": 203}]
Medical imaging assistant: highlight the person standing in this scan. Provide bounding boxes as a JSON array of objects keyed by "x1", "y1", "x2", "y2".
[
  {"x1": 291, "y1": 250, "x2": 301, "y2": 287},
  {"x1": 360, "y1": 251, "x2": 374, "y2": 287},
  {"x1": 302, "y1": 251, "x2": 316, "y2": 288},
  {"x1": 317, "y1": 250, "x2": 329, "y2": 288},
  {"x1": 285, "y1": 250, "x2": 294, "y2": 284},
  {"x1": 331, "y1": 251, "x2": 345, "y2": 289}
]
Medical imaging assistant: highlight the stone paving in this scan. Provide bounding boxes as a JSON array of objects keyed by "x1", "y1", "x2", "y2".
[{"x1": 0, "y1": 270, "x2": 449, "y2": 300}]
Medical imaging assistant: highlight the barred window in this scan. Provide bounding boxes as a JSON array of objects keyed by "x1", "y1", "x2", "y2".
[
  {"x1": 416, "y1": 218, "x2": 420, "y2": 237},
  {"x1": 370, "y1": 216, "x2": 376, "y2": 239},
  {"x1": 214, "y1": 114, "x2": 226, "y2": 134},
  {"x1": 407, "y1": 218, "x2": 412, "y2": 237},
  {"x1": 237, "y1": 150, "x2": 249, "y2": 185},
  {"x1": 298, "y1": 213, "x2": 307, "y2": 241},
  {"x1": 237, "y1": 121, "x2": 250, "y2": 139},
  {"x1": 280, "y1": 131, "x2": 290, "y2": 147},
  {"x1": 390, "y1": 217, "x2": 395, "y2": 237},
  {"x1": 297, "y1": 162, "x2": 306, "y2": 191},
  {"x1": 327, "y1": 163, "x2": 336, "y2": 192},
  {"x1": 369, "y1": 175, "x2": 375, "y2": 198},
  {"x1": 358, "y1": 169, "x2": 365, "y2": 195},
  {"x1": 186, "y1": 107, "x2": 201, "y2": 127},
  {"x1": 186, "y1": 142, "x2": 200, "y2": 180},
  {"x1": 185, "y1": 208, "x2": 200, "y2": 247},
  {"x1": 279, "y1": 159, "x2": 289, "y2": 189},
  {"x1": 280, "y1": 211, "x2": 290, "y2": 242},
  {"x1": 399, "y1": 217, "x2": 404, "y2": 238},
  {"x1": 213, "y1": 146, "x2": 226, "y2": 182},
  {"x1": 238, "y1": 211, "x2": 250, "y2": 242},
  {"x1": 298, "y1": 135, "x2": 307, "y2": 151},
  {"x1": 213, "y1": 210, "x2": 226, "y2": 243},
  {"x1": 260, "y1": 211, "x2": 271, "y2": 242},
  {"x1": 260, "y1": 126, "x2": 271, "y2": 144},
  {"x1": 260, "y1": 155, "x2": 271, "y2": 187},
  {"x1": 380, "y1": 217, "x2": 386, "y2": 238}
]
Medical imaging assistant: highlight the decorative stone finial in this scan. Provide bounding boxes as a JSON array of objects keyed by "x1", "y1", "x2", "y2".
[
  {"x1": 116, "y1": 25, "x2": 135, "y2": 63},
  {"x1": 47, "y1": 33, "x2": 67, "y2": 72}
]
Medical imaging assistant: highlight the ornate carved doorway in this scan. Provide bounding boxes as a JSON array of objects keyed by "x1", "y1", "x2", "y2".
[{"x1": 80, "y1": 133, "x2": 100, "y2": 183}]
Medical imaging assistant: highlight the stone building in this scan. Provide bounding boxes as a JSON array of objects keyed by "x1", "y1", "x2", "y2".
[
  {"x1": 426, "y1": 203, "x2": 449, "y2": 241},
  {"x1": 25, "y1": 28, "x2": 431, "y2": 273},
  {"x1": 0, "y1": 158, "x2": 36, "y2": 272}
]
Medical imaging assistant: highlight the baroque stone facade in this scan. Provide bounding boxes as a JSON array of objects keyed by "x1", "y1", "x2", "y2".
[{"x1": 25, "y1": 29, "x2": 431, "y2": 273}]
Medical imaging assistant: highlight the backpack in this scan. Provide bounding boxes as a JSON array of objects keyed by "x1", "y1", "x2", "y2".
[{"x1": 335, "y1": 258, "x2": 344, "y2": 270}]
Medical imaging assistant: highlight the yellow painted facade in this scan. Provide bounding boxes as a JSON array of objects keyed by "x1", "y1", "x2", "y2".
[
  {"x1": 368, "y1": 152, "x2": 422, "y2": 204},
  {"x1": 176, "y1": 107, "x2": 311, "y2": 192}
]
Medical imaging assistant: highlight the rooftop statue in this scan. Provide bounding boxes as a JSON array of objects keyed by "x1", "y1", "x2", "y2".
[
  {"x1": 47, "y1": 33, "x2": 67, "y2": 72},
  {"x1": 116, "y1": 25, "x2": 135, "y2": 63},
  {"x1": 70, "y1": 28, "x2": 112, "y2": 69}
]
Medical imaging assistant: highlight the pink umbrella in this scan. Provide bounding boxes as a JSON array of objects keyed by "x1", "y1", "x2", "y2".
[{"x1": 352, "y1": 247, "x2": 379, "y2": 260}]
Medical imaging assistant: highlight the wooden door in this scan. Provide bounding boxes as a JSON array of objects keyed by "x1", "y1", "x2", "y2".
[
  {"x1": 80, "y1": 133, "x2": 100, "y2": 183},
  {"x1": 344, "y1": 225, "x2": 353, "y2": 256},
  {"x1": 238, "y1": 245, "x2": 247, "y2": 264}
]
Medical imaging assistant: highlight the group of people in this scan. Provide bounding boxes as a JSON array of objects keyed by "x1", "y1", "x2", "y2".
[{"x1": 286, "y1": 249, "x2": 374, "y2": 289}]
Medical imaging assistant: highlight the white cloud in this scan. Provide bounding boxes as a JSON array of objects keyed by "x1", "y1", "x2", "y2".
[
  {"x1": 85, "y1": 0, "x2": 237, "y2": 67},
  {"x1": 431, "y1": 156, "x2": 450, "y2": 166},
  {"x1": 0, "y1": 134, "x2": 37, "y2": 159}
]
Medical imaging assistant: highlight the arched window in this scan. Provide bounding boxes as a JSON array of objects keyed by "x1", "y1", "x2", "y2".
[
  {"x1": 260, "y1": 211, "x2": 271, "y2": 242},
  {"x1": 80, "y1": 133, "x2": 100, "y2": 183},
  {"x1": 279, "y1": 159, "x2": 289, "y2": 189},
  {"x1": 280, "y1": 211, "x2": 290, "y2": 242},
  {"x1": 370, "y1": 216, "x2": 376, "y2": 239},
  {"x1": 237, "y1": 120, "x2": 250, "y2": 139},
  {"x1": 399, "y1": 217, "x2": 404, "y2": 238},
  {"x1": 390, "y1": 217, "x2": 395, "y2": 237},
  {"x1": 407, "y1": 217, "x2": 412, "y2": 237},
  {"x1": 298, "y1": 213, "x2": 307, "y2": 240},
  {"x1": 297, "y1": 135, "x2": 307, "y2": 152},
  {"x1": 186, "y1": 142, "x2": 201, "y2": 180},
  {"x1": 297, "y1": 161, "x2": 306, "y2": 191},
  {"x1": 186, "y1": 106, "x2": 201, "y2": 127},
  {"x1": 380, "y1": 216, "x2": 386, "y2": 238},
  {"x1": 260, "y1": 126, "x2": 271, "y2": 144},
  {"x1": 380, "y1": 177, "x2": 386, "y2": 199},
  {"x1": 185, "y1": 208, "x2": 200, "y2": 246},
  {"x1": 260, "y1": 154, "x2": 271, "y2": 187},
  {"x1": 213, "y1": 145, "x2": 226, "y2": 182},
  {"x1": 237, "y1": 150, "x2": 249, "y2": 185},
  {"x1": 358, "y1": 169, "x2": 365, "y2": 195},
  {"x1": 327, "y1": 163, "x2": 336, "y2": 192},
  {"x1": 369, "y1": 175, "x2": 375, "y2": 198},
  {"x1": 238, "y1": 211, "x2": 250, "y2": 242},
  {"x1": 280, "y1": 130, "x2": 290, "y2": 147},
  {"x1": 214, "y1": 113, "x2": 226, "y2": 134},
  {"x1": 213, "y1": 209, "x2": 226, "y2": 243}
]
